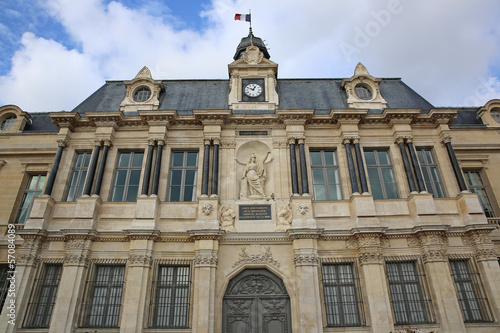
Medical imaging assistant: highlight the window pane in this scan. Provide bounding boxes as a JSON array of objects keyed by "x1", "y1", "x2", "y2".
[
  {"x1": 377, "y1": 150, "x2": 389, "y2": 165},
  {"x1": 171, "y1": 170, "x2": 182, "y2": 186},
  {"x1": 326, "y1": 168, "x2": 338, "y2": 184},
  {"x1": 126, "y1": 185, "x2": 139, "y2": 202},
  {"x1": 186, "y1": 152, "x2": 198, "y2": 166},
  {"x1": 314, "y1": 185, "x2": 326, "y2": 201},
  {"x1": 112, "y1": 186, "x2": 124, "y2": 202},
  {"x1": 172, "y1": 152, "x2": 184, "y2": 167},
  {"x1": 132, "y1": 152, "x2": 144, "y2": 167},
  {"x1": 364, "y1": 151, "x2": 375, "y2": 165},
  {"x1": 170, "y1": 186, "x2": 180, "y2": 202},
  {"x1": 115, "y1": 170, "x2": 127, "y2": 186},
  {"x1": 324, "y1": 151, "x2": 336, "y2": 166},
  {"x1": 310, "y1": 151, "x2": 322, "y2": 166},
  {"x1": 312, "y1": 169, "x2": 325, "y2": 185},
  {"x1": 129, "y1": 170, "x2": 141, "y2": 186},
  {"x1": 183, "y1": 186, "x2": 194, "y2": 201},
  {"x1": 185, "y1": 170, "x2": 197, "y2": 186},
  {"x1": 381, "y1": 168, "x2": 395, "y2": 183},
  {"x1": 118, "y1": 152, "x2": 130, "y2": 167}
]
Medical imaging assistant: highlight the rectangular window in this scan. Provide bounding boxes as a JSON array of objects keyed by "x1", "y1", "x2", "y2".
[
  {"x1": 416, "y1": 148, "x2": 444, "y2": 198},
  {"x1": 149, "y1": 264, "x2": 191, "y2": 328},
  {"x1": 80, "y1": 263, "x2": 126, "y2": 328},
  {"x1": 310, "y1": 150, "x2": 342, "y2": 200},
  {"x1": 321, "y1": 262, "x2": 363, "y2": 327},
  {"x1": 168, "y1": 151, "x2": 198, "y2": 202},
  {"x1": 66, "y1": 151, "x2": 92, "y2": 201},
  {"x1": 15, "y1": 174, "x2": 46, "y2": 224},
  {"x1": 111, "y1": 151, "x2": 143, "y2": 202},
  {"x1": 385, "y1": 260, "x2": 434, "y2": 325},
  {"x1": 463, "y1": 171, "x2": 495, "y2": 218},
  {"x1": 23, "y1": 264, "x2": 63, "y2": 328},
  {"x1": 364, "y1": 149, "x2": 398, "y2": 199},
  {"x1": 449, "y1": 259, "x2": 494, "y2": 322},
  {"x1": 0, "y1": 264, "x2": 12, "y2": 314}
]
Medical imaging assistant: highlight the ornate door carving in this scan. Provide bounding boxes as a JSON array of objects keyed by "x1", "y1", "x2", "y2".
[{"x1": 223, "y1": 269, "x2": 292, "y2": 333}]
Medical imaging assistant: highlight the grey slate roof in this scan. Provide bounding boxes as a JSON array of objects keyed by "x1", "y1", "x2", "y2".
[
  {"x1": 451, "y1": 107, "x2": 484, "y2": 127},
  {"x1": 23, "y1": 113, "x2": 58, "y2": 133},
  {"x1": 72, "y1": 78, "x2": 435, "y2": 114}
]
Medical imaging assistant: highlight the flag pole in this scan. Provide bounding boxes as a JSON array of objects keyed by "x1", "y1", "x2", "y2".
[{"x1": 249, "y1": 9, "x2": 253, "y2": 44}]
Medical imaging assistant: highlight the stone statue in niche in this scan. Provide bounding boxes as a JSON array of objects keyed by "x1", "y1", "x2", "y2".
[
  {"x1": 219, "y1": 205, "x2": 236, "y2": 232},
  {"x1": 275, "y1": 203, "x2": 292, "y2": 231},
  {"x1": 238, "y1": 152, "x2": 273, "y2": 200}
]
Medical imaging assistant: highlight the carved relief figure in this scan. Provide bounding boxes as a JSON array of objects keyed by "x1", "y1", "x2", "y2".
[
  {"x1": 276, "y1": 203, "x2": 292, "y2": 231},
  {"x1": 220, "y1": 205, "x2": 236, "y2": 232},
  {"x1": 239, "y1": 152, "x2": 273, "y2": 200}
]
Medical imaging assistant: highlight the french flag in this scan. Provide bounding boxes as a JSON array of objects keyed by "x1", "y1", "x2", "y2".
[{"x1": 234, "y1": 13, "x2": 251, "y2": 22}]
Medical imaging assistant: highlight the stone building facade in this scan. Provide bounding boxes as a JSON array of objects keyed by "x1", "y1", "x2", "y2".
[{"x1": 0, "y1": 32, "x2": 500, "y2": 333}]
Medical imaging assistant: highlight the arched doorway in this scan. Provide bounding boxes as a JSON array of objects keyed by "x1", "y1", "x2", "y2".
[{"x1": 222, "y1": 269, "x2": 292, "y2": 333}]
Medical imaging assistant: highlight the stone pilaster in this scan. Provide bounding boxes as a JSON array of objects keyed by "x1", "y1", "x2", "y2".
[
  {"x1": 48, "y1": 234, "x2": 93, "y2": 333},
  {"x1": 288, "y1": 229, "x2": 323, "y2": 333},
  {"x1": 418, "y1": 230, "x2": 466, "y2": 332},
  {"x1": 0, "y1": 231, "x2": 44, "y2": 333},
  {"x1": 464, "y1": 227, "x2": 500, "y2": 319},
  {"x1": 120, "y1": 234, "x2": 155, "y2": 333},
  {"x1": 355, "y1": 232, "x2": 394, "y2": 333},
  {"x1": 190, "y1": 230, "x2": 223, "y2": 333}
]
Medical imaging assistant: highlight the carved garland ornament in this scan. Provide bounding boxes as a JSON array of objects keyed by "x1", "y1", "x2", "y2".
[
  {"x1": 293, "y1": 252, "x2": 319, "y2": 266},
  {"x1": 232, "y1": 247, "x2": 280, "y2": 268}
]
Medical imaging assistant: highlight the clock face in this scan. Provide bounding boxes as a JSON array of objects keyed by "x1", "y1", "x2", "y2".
[{"x1": 244, "y1": 83, "x2": 263, "y2": 97}]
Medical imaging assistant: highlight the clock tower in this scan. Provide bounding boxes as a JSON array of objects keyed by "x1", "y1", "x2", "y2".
[{"x1": 228, "y1": 29, "x2": 279, "y2": 112}]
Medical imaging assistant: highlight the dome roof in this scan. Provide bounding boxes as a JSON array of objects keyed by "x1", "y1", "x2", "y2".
[{"x1": 233, "y1": 28, "x2": 270, "y2": 60}]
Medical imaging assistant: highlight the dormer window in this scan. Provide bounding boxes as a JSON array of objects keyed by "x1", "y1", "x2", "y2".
[
  {"x1": 354, "y1": 84, "x2": 372, "y2": 100},
  {"x1": 133, "y1": 87, "x2": 152, "y2": 102},
  {"x1": 0, "y1": 115, "x2": 16, "y2": 131},
  {"x1": 491, "y1": 107, "x2": 500, "y2": 124}
]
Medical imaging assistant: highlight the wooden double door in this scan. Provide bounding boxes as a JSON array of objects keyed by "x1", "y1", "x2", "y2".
[{"x1": 223, "y1": 269, "x2": 292, "y2": 333}]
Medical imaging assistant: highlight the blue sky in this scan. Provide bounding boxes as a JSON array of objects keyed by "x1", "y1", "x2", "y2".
[{"x1": 0, "y1": 0, "x2": 499, "y2": 112}]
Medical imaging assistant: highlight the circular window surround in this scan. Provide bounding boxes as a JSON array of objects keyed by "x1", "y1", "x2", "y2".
[
  {"x1": 133, "y1": 86, "x2": 152, "y2": 103},
  {"x1": 354, "y1": 83, "x2": 374, "y2": 101},
  {"x1": 0, "y1": 114, "x2": 17, "y2": 131},
  {"x1": 490, "y1": 107, "x2": 500, "y2": 124}
]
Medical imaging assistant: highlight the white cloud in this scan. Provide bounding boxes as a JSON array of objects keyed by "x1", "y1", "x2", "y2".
[
  {"x1": 0, "y1": 32, "x2": 102, "y2": 112},
  {"x1": 0, "y1": 0, "x2": 499, "y2": 111}
]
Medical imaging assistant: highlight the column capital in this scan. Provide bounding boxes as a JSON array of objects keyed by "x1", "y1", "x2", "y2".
[
  {"x1": 147, "y1": 138, "x2": 157, "y2": 146},
  {"x1": 93, "y1": 139, "x2": 103, "y2": 147},
  {"x1": 394, "y1": 136, "x2": 406, "y2": 145},
  {"x1": 287, "y1": 137, "x2": 296, "y2": 145},
  {"x1": 103, "y1": 139, "x2": 113, "y2": 147},
  {"x1": 155, "y1": 138, "x2": 165, "y2": 146},
  {"x1": 441, "y1": 134, "x2": 453, "y2": 144},
  {"x1": 57, "y1": 138, "x2": 68, "y2": 147}
]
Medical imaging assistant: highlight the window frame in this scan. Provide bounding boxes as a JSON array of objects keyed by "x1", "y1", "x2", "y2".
[
  {"x1": 449, "y1": 258, "x2": 494, "y2": 323},
  {"x1": 463, "y1": 170, "x2": 496, "y2": 218},
  {"x1": 148, "y1": 260, "x2": 192, "y2": 328},
  {"x1": 65, "y1": 151, "x2": 92, "y2": 201},
  {"x1": 310, "y1": 149, "x2": 343, "y2": 201},
  {"x1": 15, "y1": 174, "x2": 47, "y2": 224},
  {"x1": 23, "y1": 262, "x2": 63, "y2": 328},
  {"x1": 385, "y1": 259, "x2": 435, "y2": 325},
  {"x1": 320, "y1": 259, "x2": 365, "y2": 327},
  {"x1": 416, "y1": 147, "x2": 445, "y2": 198},
  {"x1": 79, "y1": 261, "x2": 126, "y2": 328},
  {"x1": 167, "y1": 150, "x2": 199, "y2": 202},
  {"x1": 0, "y1": 264, "x2": 13, "y2": 314},
  {"x1": 364, "y1": 149, "x2": 398, "y2": 199},
  {"x1": 111, "y1": 151, "x2": 144, "y2": 202}
]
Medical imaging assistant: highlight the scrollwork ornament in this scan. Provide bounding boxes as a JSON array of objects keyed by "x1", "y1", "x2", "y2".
[
  {"x1": 357, "y1": 234, "x2": 382, "y2": 248},
  {"x1": 129, "y1": 253, "x2": 153, "y2": 267},
  {"x1": 345, "y1": 238, "x2": 359, "y2": 249},
  {"x1": 358, "y1": 250, "x2": 384, "y2": 265},
  {"x1": 194, "y1": 254, "x2": 219, "y2": 267},
  {"x1": 293, "y1": 252, "x2": 319, "y2": 266},
  {"x1": 421, "y1": 248, "x2": 447, "y2": 263}
]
